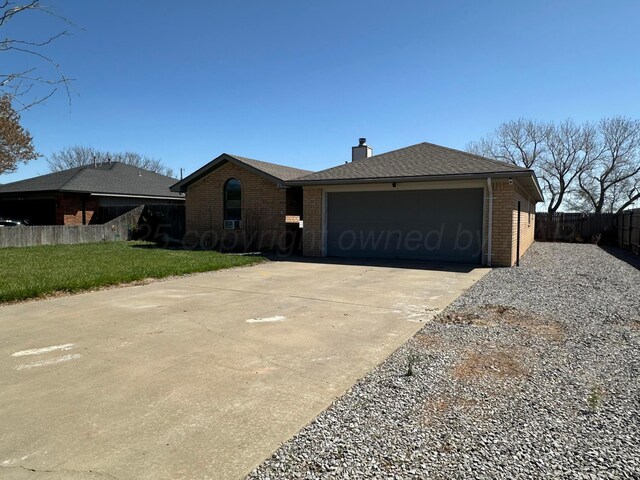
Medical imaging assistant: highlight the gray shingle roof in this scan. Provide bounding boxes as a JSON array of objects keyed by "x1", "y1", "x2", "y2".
[
  {"x1": 170, "y1": 153, "x2": 313, "y2": 192},
  {"x1": 292, "y1": 142, "x2": 528, "y2": 183},
  {"x1": 169, "y1": 142, "x2": 543, "y2": 201},
  {"x1": 0, "y1": 162, "x2": 183, "y2": 198},
  {"x1": 227, "y1": 154, "x2": 313, "y2": 181}
]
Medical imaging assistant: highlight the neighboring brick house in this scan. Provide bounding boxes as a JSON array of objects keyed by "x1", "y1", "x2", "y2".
[
  {"x1": 0, "y1": 162, "x2": 184, "y2": 225},
  {"x1": 172, "y1": 140, "x2": 544, "y2": 266}
]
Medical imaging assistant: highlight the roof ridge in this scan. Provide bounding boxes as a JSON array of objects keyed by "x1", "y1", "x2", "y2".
[
  {"x1": 0, "y1": 162, "x2": 182, "y2": 197},
  {"x1": 227, "y1": 154, "x2": 313, "y2": 173},
  {"x1": 370, "y1": 141, "x2": 428, "y2": 159},
  {"x1": 351, "y1": 141, "x2": 528, "y2": 172},
  {"x1": 289, "y1": 140, "x2": 533, "y2": 184},
  {"x1": 56, "y1": 165, "x2": 88, "y2": 190},
  {"x1": 419, "y1": 141, "x2": 530, "y2": 172},
  {"x1": 291, "y1": 161, "x2": 345, "y2": 180},
  {"x1": 10, "y1": 165, "x2": 81, "y2": 183},
  {"x1": 60, "y1": 161, "x2": 128, "y2": 189}
]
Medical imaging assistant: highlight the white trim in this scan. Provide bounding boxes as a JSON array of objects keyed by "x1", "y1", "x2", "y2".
[{"x1": 320, "y1": 178, "x2": 486, "y2": 193}]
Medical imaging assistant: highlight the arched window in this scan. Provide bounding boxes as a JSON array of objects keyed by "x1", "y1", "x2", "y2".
[{"x1": 224, "y1": 178, "x2": 242, "y2": 221}]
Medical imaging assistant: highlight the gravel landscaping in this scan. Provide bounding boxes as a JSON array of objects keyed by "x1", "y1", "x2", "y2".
[{"x1": 247, "y1": 243, "x2": 640, "y2": 479}]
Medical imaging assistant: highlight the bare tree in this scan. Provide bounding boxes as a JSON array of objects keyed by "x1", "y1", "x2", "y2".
[
  {"x1": 538, "y1": 120, "x2": 599, "y2": 214},
  {"x1": 467, "y1": 119, "x2": 549, "y2": 169},
  {"x1": 468, "y1": 119, "x2": 595, "y2": 213},
  {"x1": 0, "y1": 94, "x2": 38, "y2": 173},
  {"x1": 47, "y1": 145, "x2": 175, "y2": 178},
  {"x1": 606, "y1": 176, "x2": 638, "y2": 213},
  {"x1": 576, "y1": 117, "x2": 640, "y2": 213},
  {"x1": 1, "y1": 1, "x2": 75, "y2": 110}
]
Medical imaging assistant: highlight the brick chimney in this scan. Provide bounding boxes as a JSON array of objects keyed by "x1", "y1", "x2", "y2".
[{"x1": 352, "y1": 137, "x2": 372, "y2": 161}]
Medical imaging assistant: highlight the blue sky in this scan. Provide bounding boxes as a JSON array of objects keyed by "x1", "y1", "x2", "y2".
[{"x1": 4, "y1": 0, "x2": 640, "y2": 182}]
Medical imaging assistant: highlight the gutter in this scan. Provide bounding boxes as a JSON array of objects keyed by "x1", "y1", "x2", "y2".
[
  {"x1": 289, "y1": 170, "x2": 544, "y2": 203},
  {"x1": 288, "y1": 170, "x2": 535, "y2": 186},
  {"x1": 89, "y1": 193, "x2": 185, "y2": 200}
]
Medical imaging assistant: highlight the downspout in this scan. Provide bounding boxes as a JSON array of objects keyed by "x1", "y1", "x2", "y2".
[{"x1": 487, "y1": 178, "x2": 493, "y2": 267}]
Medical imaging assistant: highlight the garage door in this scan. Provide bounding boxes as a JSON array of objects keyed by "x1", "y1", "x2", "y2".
[{"x1": 326, "y1": 188, "x2": 483, "y2": 263}]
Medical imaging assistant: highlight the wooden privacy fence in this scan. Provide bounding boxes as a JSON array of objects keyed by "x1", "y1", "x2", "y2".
[
  {"x1": 535, "y1": 208, "x2": 640, "y2": 256},
  {"x1": 138, "y1": 204, "x2": 185, "y2": 244},
  {"x1": 615, "y1": 208, "x2": 640, "y2": 255},
  {"x1": 535, "y1": 213, "x2": 615, "y2": 242},
  {"x1": 0, "y1": 205, "x2": 144, "y2": 248},
  {"x1": 95, "y1": 204, "x2": 186, "y2": 244}
]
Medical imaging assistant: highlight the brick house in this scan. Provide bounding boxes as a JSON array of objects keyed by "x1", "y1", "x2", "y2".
[
  {"x1": 171, "y1": 140, "x2": 544, "y2": 266},
  {"x1": 170, "y1": 154, "x2": 311, "y2": 252},
  {"x1": 0, "y1": 162, "x2": 184, "y2": 225}
]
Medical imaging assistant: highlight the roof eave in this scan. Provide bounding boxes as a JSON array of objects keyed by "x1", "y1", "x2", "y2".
[
  {"x1": 0, "y1": 189, "x2": 60, "y2": 196},
  {"x1": 289, "y1": 170, "x2": 545, "y2": 202},
  {"x1": 287, "y1": 170, "x2": 532, "y2": 186},
  {"x1": 0, "y1": 188, "x2": 182, "y2": 199},
  {"x1": 89, "y1": 192, "x2": 184, "y2": 200},
  {"x1": 528, "y1": 175, "x2": 545, "y2": 202}
]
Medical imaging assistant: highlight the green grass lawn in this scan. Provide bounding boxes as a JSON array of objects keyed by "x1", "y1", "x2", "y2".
[{"x1": 0, "y1": 241, "x2": 264, "y2": 303}]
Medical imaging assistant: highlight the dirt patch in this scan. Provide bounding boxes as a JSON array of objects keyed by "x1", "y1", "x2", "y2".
[
  {"x1": 507, "y1": 315, "x2": 565, "y2": 342},
  {"x1": 453, "y1": 348, "x2": 530, "y2": 381},
  {"x1": 414, "y1": 333, "x2": 446, "y2": 350},
  {"x1": 421, "y1": 394, "x2": 478, "y2": 427},
  {"x1": 435, "y1": 310, "x2": 496, "y2": 327},
  {"x1": 629, "y1": 321, "x2": 640, "y2": 331},
  {"x1": 436, "y1": 304, "x2": 566, "y2": 342}
]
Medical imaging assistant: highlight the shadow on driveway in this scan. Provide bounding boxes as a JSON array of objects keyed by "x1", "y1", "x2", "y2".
[
  {"x1": 129, "y1": 242, "x2": 483, "y2": 273},
  {"x1": 264, "y1": 253, "x2": 484, "y2": 274}
]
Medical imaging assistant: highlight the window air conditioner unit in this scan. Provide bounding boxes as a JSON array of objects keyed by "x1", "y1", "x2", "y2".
[{"x1": 224, "y1": 220, "x2": 239, "y2": 230}]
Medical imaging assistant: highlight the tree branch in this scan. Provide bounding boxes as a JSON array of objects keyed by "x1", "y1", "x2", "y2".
[{"x1": 0, "y1": 1, "x2": 76, "y2": 109}]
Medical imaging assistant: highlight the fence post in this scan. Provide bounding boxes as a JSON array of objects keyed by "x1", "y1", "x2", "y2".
[{"x1": 629, "y1": 210, "x2": 633, "y2": 251}]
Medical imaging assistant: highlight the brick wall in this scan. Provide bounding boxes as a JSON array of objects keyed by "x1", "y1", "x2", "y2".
[
  {"x1": 490, "y1": 180, "x2": 537, "y2": 267},
  {"x1": 490, "y1": 180, "x2": 514, "y2": 266},
  {"x1": 185, "y1": 161, "x2": 288, "y2": 251},
  {"x1": 482, "y1": 184, "x2": 490, "y2": 265},
  {"x1": 511, "y1": 183, "x2": 536, "y2": 265},
  {"x1": 56, "y1": 194, "x2": 97, "y2": 225},
  {"x1": 302, "y1": 186, "x2": 323, "y2": 256}
]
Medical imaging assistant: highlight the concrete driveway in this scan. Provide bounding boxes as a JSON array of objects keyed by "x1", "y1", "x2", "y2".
[{"x1": 0, "y1": 259, "x2": 488, "y2": 480}]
